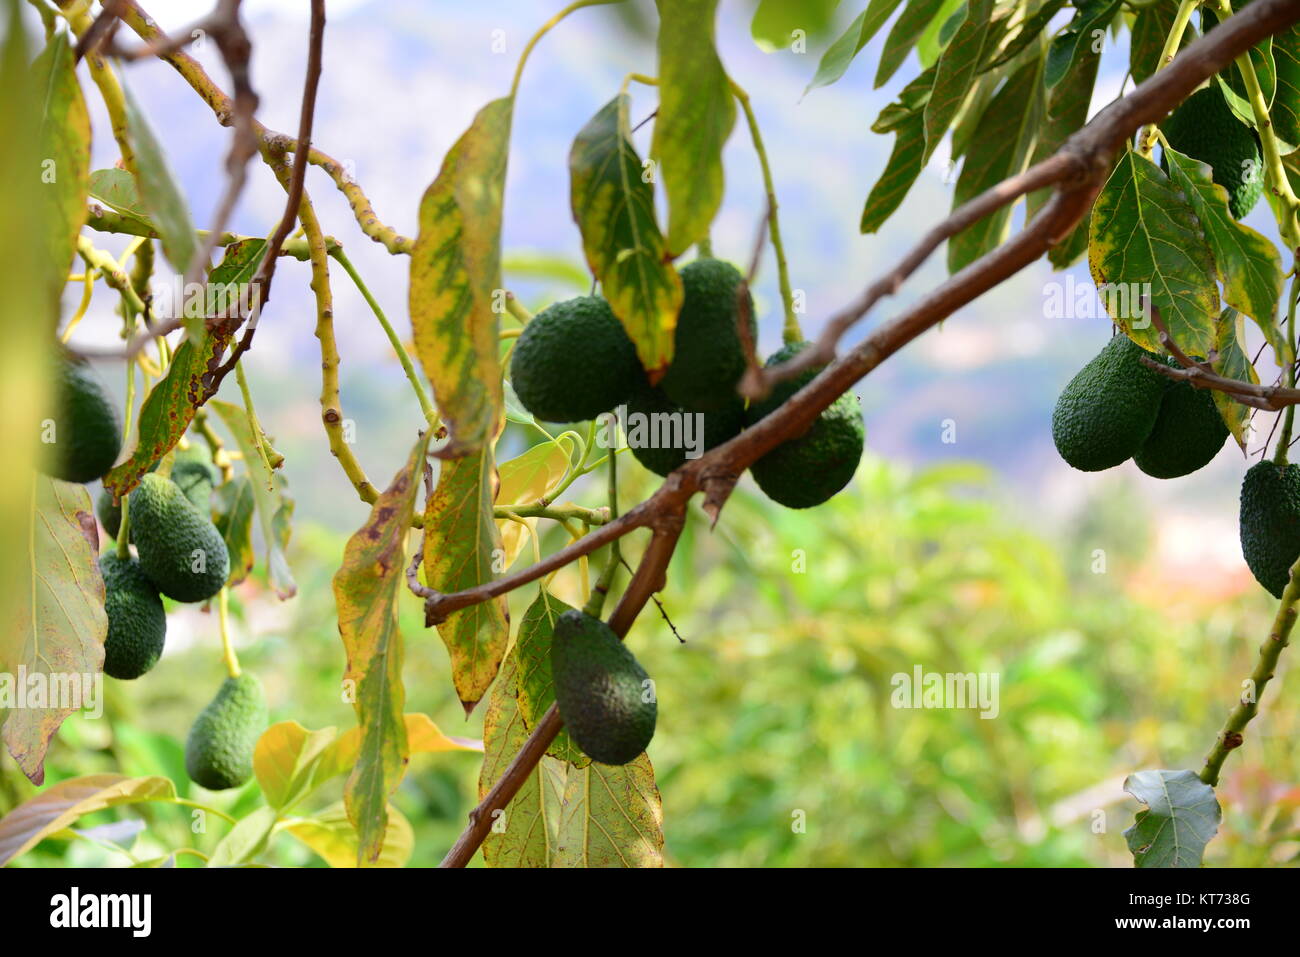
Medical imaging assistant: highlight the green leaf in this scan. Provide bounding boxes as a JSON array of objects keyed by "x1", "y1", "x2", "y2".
[
  {"x1": 651, "y1": 0, "x2": 737, "y2": 255},
  {"x1": 915, "y1": 0, "x2": 967, "y2": 69},
  {"x1": 1204, "y1": 8, "x2": 1277, "y2": 132},
  {"x1": 1088, "y1": 150, "x2": 1219, "y2": 358},
  {"x1": 208, "y1": 806, "x2": 277, "y2": 868},
  {"x1": 0, "y1": 774, "x2": 174, "y2": 866},
  {"x1": 1164, "y1": 147, "x2": 1288, "y2": 364},
  {"x1": 409, "y1": 97, "x2": 512, "y2": 457},
  {"x1": 332, "y1": 433, "x2": 429, "y2": 864},
  {"x1": 872, "y1": 65, "x2": 936, "y2": 134},
  {"x1": 1, "y1": 478, "x2": 106, "y2": 785},
  {"x1": 947, "y1": 56, "x2": 1044, "y2": 272},
  {"x1": 1130, "y1": 0, "x2": 1187, "y2": 84},
  {"x1": 212, "y1": 475, "x2": 256, "y2": 587},
  {"x1": 1272, "y1": 26, "x2": 1300, "y2": 153},
  {"x1": 750, "y1": 0, "x2": 839, "y2": 53},
  {"x1": 496, "y1": 440, "x2": 571, "y2": 570},
  {"x1": 122, "y1": 77, "x2": 199, "y2": 330},
  {"x1": 1045, "y1": 0, "x2": 1118, "y2": 89},
  {"x1": 805, "y1": 0, "x2": 904, "y2": 94},
  {"x1": 87, "y1": 168, "x2": 153, "y2": 227},
  {"x1": 1027, "y1": 37, "x2": 1101, "y2": 222},
  {"x1": 513, "y1": 589, "x2": 587, "y2": 765},
  {"x1": 980, "y1": 0, "x2": 1064, "y2": 73},
  {"x1": 922, "y1": 0, "x2": 993, "y2": 162},
  {"x1": 1124, "y1": 769, "x2": 1221, "y2": 868},
  {"x1": 876, "y1": 0, "x2": 946, "y2": 88},
  {"x1": 32, "y1": 29, "x2": 90, "y2": 301},
  {"x1": 1211, "y1": 309, "x2": 1259, "y2": 451},
  {"x1": 570, "y1": 96, "x2": 684, "y2": 379},
  {"x1": 861, "y1": 112, "x2": 926, "y2": 234},
  {"x1": 282, "y1": 801, "x2": 414, "y2": 869},
  {"x1": 422, "y1": 446, "x2": 509, "y2": 711},
  {"x1": 208, "y1": 399, "x2": 296, "y2": 600},
  {"x1": 551, "y1": 755, "x2": 665, "y2": 868}
]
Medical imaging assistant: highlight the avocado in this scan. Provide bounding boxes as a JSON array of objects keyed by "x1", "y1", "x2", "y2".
[
  {"x1": 173, "y1": 443, "x2": 220, "y2": 516},
  {"x1": 1052, "y1": 334, "x2": 1170, "y2": 472},
  {"x1": 660, "y1": 259, "x2": 756, "y2": 413},
  {"x1": 625, "y1": 379, "x2": 745, "y2": 477},
  {"x1": 1161, "y1": 85, "x2": 1263, "y2": 219},
  {"x1": 1133, "y1": 365, "x2": 1229, "y2": 478},
  {"x1": 550, "y1": 610, "x2": 656, "y2": 765},
  {"x1": 44, "y1": 356, "x2": 122, "y2": 483},
  {"x1": 1240, "y1": 460, "x2": 1300, "y2": 598},
  {"x1": 745, "y1": 341, "x2": 864, "y2": 509},
  {"x1": 99, "y1": 552, "x2": 166, "y2": 680},
  {"x1": 129, "y1": 473, "x2": 230, "y2": 602},
  {"x1": 510, "y1": 296, "x2": 641, "y2": 422},
  {"x1": 97, "y1": 487, "x2": 125, "y2": 541},
  {"x1": 184, "y1": 672, "x2": 268, "y2": 790}
]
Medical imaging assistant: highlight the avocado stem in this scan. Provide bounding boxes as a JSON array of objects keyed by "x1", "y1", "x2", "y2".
[{"x1": 217, "y1": 589, "x2": 241, "y2": 679}]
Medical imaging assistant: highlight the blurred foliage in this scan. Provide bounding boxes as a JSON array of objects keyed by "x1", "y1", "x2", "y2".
[{"x1": 3, "y1": 455, "x2": 1298, "y2": 866}]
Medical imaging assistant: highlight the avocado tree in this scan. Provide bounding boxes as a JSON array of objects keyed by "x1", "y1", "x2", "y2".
[{"x1": 2, "y1": 0, "x2": 1300, "y2": 869}]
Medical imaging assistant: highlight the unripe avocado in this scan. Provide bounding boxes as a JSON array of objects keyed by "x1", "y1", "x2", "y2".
[
  {"x1": 550, "y1": 610, "x2": 656, "y2": 765},
  {"x1": 1051, "y1": 334, "x2": 1170, "y2": 472},
  {"x1": 625, "y1": 380, "x2": 745, "y2": 477},
  {"x1": 1160, "y1": 85, "x2": 1263, "y2": 219},
  {"x1": 44, "y1": 356, "x2": 122, "y2": 483},
  {"x1": 1133, "y1": 365, "x2": 1228, "y2": 478},
  {"x1": 1239, "y1": 460, "x2": 1300, "y2": 598},
  {"x1": 129, "y1": 473, "x2": 230, "y2": 602},
  {"x1": 97, "y1": 487, "x2": 126, "y2": 541},
  {"x1": 98, "y1": 552, "x2": 166, "y2": 680},
  {"x1": 745, "y1": 341, "x2": 865, "y2": 509},
  {"x1": 660, "y1": 259, "x2": 756, "y2": 413},
  {"x1": 185, "y1": 672, "x2": 268, "y2": 790},
  {"x1": 510, "y1": 296, "x2": 641, "y2": 422},
  {"x1": 172, "y1": 443, "x2": 220, "y2": 516}
]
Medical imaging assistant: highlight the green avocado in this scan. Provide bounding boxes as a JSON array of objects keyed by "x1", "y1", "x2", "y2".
[
  {"x1": 1133, "y1": 363, "x2": 1229, "y2": 479},
  {"x1": 550, "y1": 610, "x2": 656, "y2": 766},
  {"x1": 744, "y1": 341, "x2": 864, "y2": 509},
  {"x1": 510, "y1": 296, "x2": 641, "y2": 423},
  {"x1": 1160, "y1": 85, "x2": 1263, "y2": 219},
  {"x1": 660, "y1": 259, "x2": 756, "y2": 413},
  {"x1": 184, "y1": 672, "x2": 268, "y2": 790},
  {"x1": 99, "y1": 552, "x2": 166, "y2": 680},
  {"x1": 97, "y1": 487, "x2": 126, "y2": 541},
  {"x1": 1239, "y1": 460, "x2": 1300, "y2": 598},
  {"x1": 173, "y1": 443, "x2": 220, "y2": 515},
  {"x1": 44, "y1": 356, "x2": 122, "y2": 483},
  {"x1": 1051, "y1": 334, "x2": 1170, "y2": 472},
  {"x1": 129, "y1": 473, "x2": 230, "y2": 602},
  {"x1": 625, "y1": 379, "x2": 745, "y2": 477}
]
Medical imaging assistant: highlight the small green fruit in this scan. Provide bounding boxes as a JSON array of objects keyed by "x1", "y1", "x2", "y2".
[
  {"x1": 129, "y1": 473, "x2": 229, "y2": 602},
  {"x1": 1239, "y1": 460, "x2": 1300, "y2": 598},
  {"x1": 185, "y1": 673, "x2": 268, "y2": 790},
  {"x1": 99, "y1": 552, "x2": 166, "y2": 680},
  {"x1": 44, "y1": 356, "x2": 122, "y2": 483},
  {"x1": 660, "y1": 259, "x2": 756, "y2": 413}
]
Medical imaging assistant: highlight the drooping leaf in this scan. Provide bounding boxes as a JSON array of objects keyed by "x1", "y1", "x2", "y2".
[
  {"x1": 923, "y1": 0, "x2": 993, "y2": 162},
  {"x1": 32, "y1": 29, "x2": 90, "y2": 302},
  {"x1": 876, "y1": 0, "x2": 945, "y2": 88},
  {"x1": 283, "y1": 801, "x2": 414, "y2": 869},
  {"x1": 409, "y1": 97, "x2": 512, "y2": 457},
  {"x1": 88, "y1": 168, "x2": 153, "y2": 227},
  {"x1": 1203, "y1": 7, "x2": 1277, "y2": 132},
  {"x1": 651, "y1": 0, "x2": 736, "y2": 255},
  {"x1": 570, "y1": 96, "x2": 684, "y2": 379},
  {"x1": 805, "y1": 0, "x2": 905, "y2": 94},
  {"x1": 1088, "y1": 150, "x2": 1219, "y2": 358},
  {"x1": 209, "y1": 399, "x2": 296, "y2": 599},
  {"x1": 551, "y1": 754, "x2": 665, "y2": 868},
  {"x1": 496, "y1": 440, "x2": 572, "y2": 570},
  {"x1": 980, "y1": 0, "x2": 1064, "y2": 72},
  {"x1": 1, "y1": 478, "x2": 106, "y2": 785},
  {"x1": 333, "y1": 433, "x2": 429, "y2": 864},
  {"x1": 1123, "y1": 769, "x2": 1221, "y2": 868},
  {"x1": 513, "y1": 588, "x2": 586, "y2": 765},
  {"x1": 1211, "y1": 309, "x2": 1259, "y2": 451},
  {"x1": 750, "y1": 0, "x2": 840, "y2": 52},
  {"x1": 947, "y1": 56, "x2": 1044, "y2": 272},
  {"x1": 861, "y1": 112, "x2": 926, "y2": 234},
  {"x1": 1045, "y1": 0, "x2": 1119, "y2": 89},
  {"x1": 1164, "y1": 147, "x2": 1287, "y2": 364},
  {"x1": 212, "y1": 475, "x2": 256, "y2": 586},
  {"x1": 0, "y1": 774, "x2": 174, "y2": 866},
  {"x1": 423, "y1": 446, "x2": 509, "y2": 712}
]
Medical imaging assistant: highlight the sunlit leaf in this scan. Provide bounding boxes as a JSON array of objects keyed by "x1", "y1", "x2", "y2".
[
  {"x1": 1211, "y1": 309, "x2": 1259, "y2": 451},
  {"x1": 496, "y1": 440, "x2": 571, "y2": 570},
  {"x1": 513, "y1": 588, "x2": 586, "y2": 765},
  {"x1": 805, "y1": 0, "x2": 904, "y2": 94},
  {"x1": 922, "y1": 0, "x2": 992, "y2": 162},
  {"x1": 552, "y1": 754, "x2": 664, "y2": 868},
  {"x1": 253, "y1": 720, "x2": 341, "y2": 812},
  {"x1": 876, "y1": 0, "x2": 946, "y2": 88},
  {"x1": 33, "y1": 29, "x2": 89, "y2": 302},
  {"x1": 87, "y1": 168, "x2": 153, "y2": 227},
  {"x1": 283, "y1": 801, "x2": 413, "y2": 868}
]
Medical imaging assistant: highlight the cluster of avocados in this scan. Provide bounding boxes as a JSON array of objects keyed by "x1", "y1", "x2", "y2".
[
  {"x1": 43, "y1": 353, "x2": 264, "y2": 790},
  {"x1": 1160, "y1": 84, "x2": 1263, "y2": 220},
  {"x1": 509, "y1": 257, "x2": 865, "y2": 510}
]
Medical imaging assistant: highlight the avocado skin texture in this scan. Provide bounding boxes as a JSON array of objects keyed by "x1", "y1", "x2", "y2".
[
  {"x1": 129, "y1": 473, "x2": 230, "y2": 602},
  {"x1": 550, "y1": 610, "x2": 656, "y2": 765},
  {"x1": 1133, "y1": 364, "x2": 1229, "y2": 478},
  {"x1": 172, "y1": 444, "x2": 220, "y2": 515},
  {"x1": 99, "y1": 552, "x2": 166, "y2": 680},
  {"x1": 185, "y1": 673, "x2": 268, "y2": 790},
  {"x1": 1051, "y1": 335, "x2": 1169, "y2": 472},
  {"x1": 1240, "y1": 461, "x2": 1300, "y2": 598},
  {"x1": 660, "y1": 259, "x2": 757, "y2": 413},
  {"x1": 745, "y1": 342, "x2": 865, "y2": 509},
  {"x1": 510, "y1": 296, "x2": 641, "y2": 422},
  {"x1": 47, "y1": 357, "x2": 122, "y2": 483},
  {"x1": 626, "y1": 380, "x2": 745, "y2": 477},
  {"x1": 1161, "y1": 86, "x2": 1263, "y2": 219}
]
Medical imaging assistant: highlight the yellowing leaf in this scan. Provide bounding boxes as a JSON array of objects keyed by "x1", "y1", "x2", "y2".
[
  {"x1": 423, "y1": 446, "x2": 509, "y2": 712},
  {"x1": 253, "y1": 720, "x2": 341, "y2": 812},
  {"x1": 333, "y1": 433, "x2": 429, "y2": 864},
  {"x1": 570, "y1": 96, "x2": 684, "y2": 379},
  {"x1": 283, "y1": 802, "x2": 413, "y2": 869},
  {"x1": 552, "y1": 755, "x2": 664, "y2": 868},
  {"x1": 1212, "y1": 309, "x2": 1259, "y2": 452},
  {"x1": 409, "y1": 97, "x2": 513, "y2": 456},
  {"x1": 496, "y1": 440, "x2": 571, "y2": 570},
  {"x1": 1, "y1": 478, "x2": 106, "y2": 784}
]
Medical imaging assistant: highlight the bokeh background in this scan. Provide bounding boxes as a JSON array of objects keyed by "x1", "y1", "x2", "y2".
[{"x1": 4, "y1": 0, "x2": 1298, "y2": 866}]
